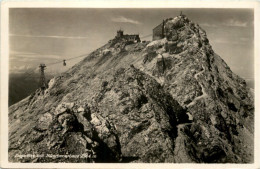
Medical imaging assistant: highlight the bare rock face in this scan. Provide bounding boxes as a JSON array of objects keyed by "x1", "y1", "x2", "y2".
[
  {"x1": 139, "y1": 15, "x2": 254, "y2": 163},
  {"x1": 8, "y1": 65, "x2": 188, "y2": 163},
  {"x1": 94, "y1": 66, "x2": 188, "y2": 162},
  {"x1": 9, "y1": 14, "x2": 254, "y2": 163},
  {"x1": 9, "y1": 99, "x2": 121, "y2": 162}
]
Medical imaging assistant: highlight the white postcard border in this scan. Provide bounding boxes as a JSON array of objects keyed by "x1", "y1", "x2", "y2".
[{"x1": 1, "y1": 1, "x2": 260, "y2": 168}]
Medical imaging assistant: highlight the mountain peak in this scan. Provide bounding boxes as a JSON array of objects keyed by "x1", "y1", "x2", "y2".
[
  {"x1": 8, "y1": 14, "x2": 254, "y2": 163},
  {"x1": 165, "y1": 13, "x2": 190, "y2": 25},
  {"x1": 150, "y1": 14, "x2": 212, "y2": 60}
]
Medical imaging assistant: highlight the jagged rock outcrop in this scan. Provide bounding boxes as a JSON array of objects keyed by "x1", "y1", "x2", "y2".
[
  {"x1": 135, "y1": 15, "x2": 254, "y2": 163},
  {"x1": 94, "y1": 66, "x2": 190, "y2": 162},
  {"x1": 9, "y1": 98, "x2": 121, "y2": 162},
  {"x1": 9, "y1": 66, "x2": 188, "y2": 163},
  {"x1": 9, "y1": 14, "x2": 254, "y2": 163}
]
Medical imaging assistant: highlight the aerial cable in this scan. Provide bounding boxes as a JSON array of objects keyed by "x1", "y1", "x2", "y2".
[
  {"x1": 47, "y1": 53, "x2": 89, "y2": 66},
  {"x1": 140, "y1": 33, "x2": 152, "y2": 39},
  {"x1": 20, "y1": 33, "x2": 152, "y2": 78},
  {"x1": 17, "y1": 33, "x2": 152, "y2": 70},
  {"x1": 24, "y1": 74, "x2": 38, "y2": 80}
]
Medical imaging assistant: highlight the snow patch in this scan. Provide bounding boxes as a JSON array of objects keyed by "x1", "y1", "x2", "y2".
[
  {"x1": 156, "y1": 47, "x2": 166, "y2": 54},
  {"x1": 187, "y1": 112, "x2": 193, "y2": 121},
  {"x1": 167, "y1": 17, "x2": 180, "y2": 25},
  {"x1": 102, "y1": 49, "x2": 111, "y2": 55},
  {"x1": 147, "y1": 38, "x2": 167, "y2": 48},
  {"x1": 48, "y1": 78, "x2": 55, "y2": 89},
  {"x1": 157, "y1": 76, "x2": 165, "y2": 84},
  {"x1": 162, "y1": 53, "x2": 170, "y2": 58}
]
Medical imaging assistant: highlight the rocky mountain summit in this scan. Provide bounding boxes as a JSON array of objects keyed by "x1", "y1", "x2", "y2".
[{"x1": 9, "y1": 15, "x2": 254, "y2": 163}]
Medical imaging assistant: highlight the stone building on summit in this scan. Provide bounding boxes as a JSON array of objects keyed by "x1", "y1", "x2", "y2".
[
  {"x1": 153, "y1": 20, "x2": 165, "y2": 40},
  {"x1": 115, "y1": 29, "x2": 141, "y2": 43}
]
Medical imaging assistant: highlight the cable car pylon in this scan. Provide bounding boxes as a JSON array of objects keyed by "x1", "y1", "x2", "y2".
[{"x1": 39, "y1": 63, "x2": 47, "y2": 90}]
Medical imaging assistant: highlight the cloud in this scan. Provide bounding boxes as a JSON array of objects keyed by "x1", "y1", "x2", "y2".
[
  {"x1": 13, "y1": 54, "x2": 61, "y2": 60},
  {"x1": 11, "y1": 51, "x2": 61, "y2": 58},
  {"x1": 10, "y1": 51, "x2": 62, "y2": 66},
  {"x1": 111, "y1": 16, "x2": 141, "y2": 25},
  {"x1": 9, "y1": 52, "x2": 62, "y2": 74},
  {"x1": 223, "y1": 19, "x2": 248, "y2": 27},
  {"x1": 200, "y1": 19, "x2": 248, "y2": 28},
  {"x1": 10, "y1": 51, "x2": 36, "y2": 56},
  {"x1": 212, "y1": 38, "x2": 229, "y2": 44},
  {"x1": 9, "y1": 34, "x2": 88, "y2": 39},
  {"x1": 200, "y1": 23, "x2": 218, "y2": 28},
  {"x1": 212, "y1": 38, "x2": 247, "y2": 45},
  {"x1": 9, "y1": 65, "x2": 38, "y2": 74}
]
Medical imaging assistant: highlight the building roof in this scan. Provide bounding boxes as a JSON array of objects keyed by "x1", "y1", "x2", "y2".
[{"x1": 123, "y1": 34, "x2": 139, "y2": 38}]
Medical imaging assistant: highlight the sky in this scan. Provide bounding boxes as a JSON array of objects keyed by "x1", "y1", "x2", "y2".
[{"x1": 9, "y1": 8, "x2": 254, "y2": 80}]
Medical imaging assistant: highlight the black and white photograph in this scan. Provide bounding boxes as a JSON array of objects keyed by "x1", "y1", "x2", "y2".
[{"x1": 1, "y1": 1, "x2": 259, "y2": 168}]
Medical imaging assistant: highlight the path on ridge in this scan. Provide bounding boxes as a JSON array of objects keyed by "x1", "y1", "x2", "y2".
[{"x1": 187, "y1": 65, "x2": 208, "y2": 107}]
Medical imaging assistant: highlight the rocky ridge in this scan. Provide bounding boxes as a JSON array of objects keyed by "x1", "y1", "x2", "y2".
[{"x1": 9, "y1": 15, "x2": 254, "y2": 163}]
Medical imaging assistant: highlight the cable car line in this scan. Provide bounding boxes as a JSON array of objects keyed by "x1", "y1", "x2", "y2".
[
  {"x1": 140, "y1": 34, "x2": 152, "y2": 39},
  {"x1": 16, "y1": 33, "x2": 152, "y2": 73},
  {"x1": 20, "y1": 34, "x2": 153, "y2": 89},
  {"x1": 47, "y1": 53, "x2": 89, "y2": 66}
]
